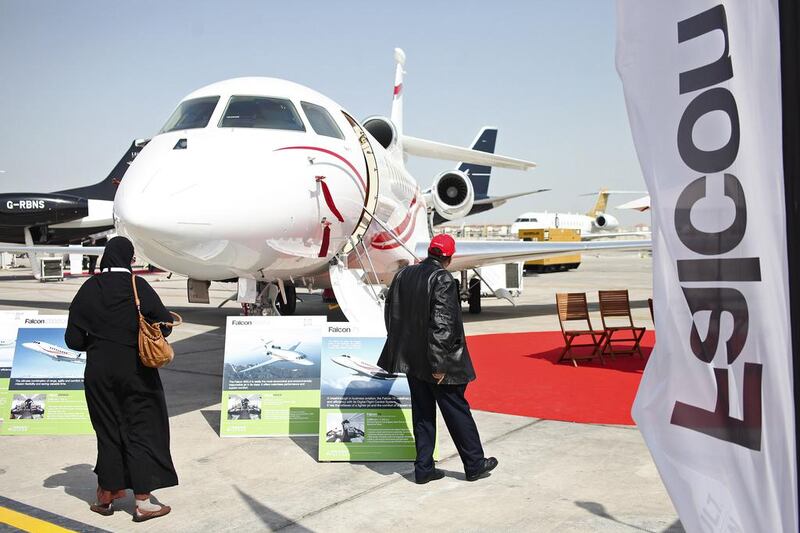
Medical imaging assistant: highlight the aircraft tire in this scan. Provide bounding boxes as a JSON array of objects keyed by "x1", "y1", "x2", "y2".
[
  {"x1": 276, "y1": 283, "x2": 297, "y2": 315},
  {"x1": 468, "y1": 278, "x2": 482, "y2": 314}
]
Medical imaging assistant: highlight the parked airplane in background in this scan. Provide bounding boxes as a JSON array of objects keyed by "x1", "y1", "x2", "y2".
[
  {"x1": 21, "y1": 341, "x2": 85, "y2": 364},
  {"x1": 427, "y1": 127, "x2": 549, "y2": 226},
  {"x1": 0, "y1": 49, "x2": 650, "y2": 328},
  {"x1": 331, "y1": 354, "x2": 400, "y2": 380},
  {"x1": 240, "y1": 340, "x2": 314, "y2": 372},
  {"x1": 510, "y1": 189, "x2": 647, "y2": 239},
  {"x1": 0, "y1": 142, "x2": 142, "y2": 246}
]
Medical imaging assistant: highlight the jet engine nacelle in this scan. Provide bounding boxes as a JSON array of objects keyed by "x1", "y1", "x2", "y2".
[
  {"x1": 428, "y1": 171, "x2": 475, "y2": 221},
  {"x1": 593, "y1": 213, "x2": 619, "y2": 230},
  {"x1": 362, "y1": 116, "x2": 398, "y2": 150}
]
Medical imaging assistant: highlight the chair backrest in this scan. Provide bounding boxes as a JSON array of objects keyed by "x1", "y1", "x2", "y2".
[
  {"x1": 598, "y1": 290, "x2": 635, "y2": 328},
  {"x1": 556, "y1": 292, "x2": 593, "y2": 331}
]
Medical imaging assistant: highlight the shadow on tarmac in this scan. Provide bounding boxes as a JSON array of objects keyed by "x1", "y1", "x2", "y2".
[
  {"x1": 575, "y1": 501, "x2": 684, "y2": 532},
  {"x1": 234, "y1": 485, "x2": 313, "y2": 532},
  {"x1": 43, "y1": 464, "x2": 97, "y2": 505}
]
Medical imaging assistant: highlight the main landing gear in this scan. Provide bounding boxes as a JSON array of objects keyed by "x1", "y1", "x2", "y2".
[{"x1": 241, "y1": 281, "x2": 297, "y2": 316}]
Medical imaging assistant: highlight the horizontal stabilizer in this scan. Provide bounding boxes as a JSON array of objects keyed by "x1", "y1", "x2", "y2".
[
  {"x1": 0, "y1": 244, "x2": 105, "y2": 256},
  {"x1": 472, "y1": 188, "x2": 550, "y2": 206},
  {"x1": 615, "y1": 195, "x2": 651, "y2": 211},
  {"x1": 578, "y1": 190, "x2": 647, "y2": 196},
  {"x1": 403, "y1": 135, "x2": 536, "y2": 170}
]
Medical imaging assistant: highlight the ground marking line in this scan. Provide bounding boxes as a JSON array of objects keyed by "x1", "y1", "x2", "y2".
[{"x1": 0, "y1": 506, "x2": 75, "y2": 533}]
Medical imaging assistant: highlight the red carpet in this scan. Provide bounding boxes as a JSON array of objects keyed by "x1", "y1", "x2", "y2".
[{"x1": 465, "y1": 331, "x2": 655, "y2": 425}]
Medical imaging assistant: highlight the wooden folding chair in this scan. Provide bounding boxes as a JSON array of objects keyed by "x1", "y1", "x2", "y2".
[
  {"x1": 598, "y1": 290, "x2": 646, "y2": 359},
  {"x1": 555, "y1": 292, "x2": 606, "y2": 366}
]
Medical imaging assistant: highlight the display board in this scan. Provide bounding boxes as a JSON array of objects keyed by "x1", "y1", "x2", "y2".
[
  {"x1": 318, "y1": 323, "x2": 417, "y2": 461},
  {"x1": 0, "y1": 310, "x2": 38, "y2": 387},
  {"x1": 1, "y1": 315, "x2": 92, "y2": 435},
  {"x1": 219, "y1": 316, "x2": 326, "y2": 437}
]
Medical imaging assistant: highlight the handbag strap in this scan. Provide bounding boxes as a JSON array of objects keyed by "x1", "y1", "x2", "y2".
[
  {"x1": 131, "y1": 274, "x2": 142, "y2": 314},
  {"x1": 132, "y1": 274, "x2": 181, "y2": 327}
]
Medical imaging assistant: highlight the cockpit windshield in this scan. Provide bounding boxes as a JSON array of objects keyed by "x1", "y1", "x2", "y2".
[
  {"x1": 219, "y1": 96, "x2": 305, "y2": 131},
  {"x1": 160, "y1": 96, "x2": 220, "y2": 134},
  {"x1": 301, "y1": 102, "x2": 343, "y2": 139}
]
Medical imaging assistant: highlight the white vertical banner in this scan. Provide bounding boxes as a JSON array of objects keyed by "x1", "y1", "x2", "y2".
[{"x1": 617, "y1": 1, "x2": 796, "y2": 532}]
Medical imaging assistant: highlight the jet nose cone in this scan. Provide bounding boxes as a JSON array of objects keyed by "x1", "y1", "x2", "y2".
[{"x1": 115, "y1": 131, "x2": 364, "y2": 279}]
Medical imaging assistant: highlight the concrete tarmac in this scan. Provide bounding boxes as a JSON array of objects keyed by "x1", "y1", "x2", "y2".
[{"x1": 0, "y1": 253, "x2": 681, "y2": 532}]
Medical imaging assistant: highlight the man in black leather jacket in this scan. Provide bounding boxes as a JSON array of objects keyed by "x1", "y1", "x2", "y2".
[{"x1": 378, "y1": 234, "x2": 498, "y2": 484}]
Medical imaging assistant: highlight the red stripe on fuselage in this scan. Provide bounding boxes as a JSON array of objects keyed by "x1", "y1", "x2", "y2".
[{"x1": 370, "y1": 197, "x2": 421, "y2": 250}]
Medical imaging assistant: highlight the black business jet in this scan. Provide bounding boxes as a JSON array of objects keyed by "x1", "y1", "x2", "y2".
[{"x1": 0, "y1": 140, "x2": 144, "y2": 246}]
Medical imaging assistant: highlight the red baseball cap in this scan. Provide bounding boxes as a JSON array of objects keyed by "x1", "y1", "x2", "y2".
[{"x1": 428, "y1": 234, "x2": 456, "y2": 257}]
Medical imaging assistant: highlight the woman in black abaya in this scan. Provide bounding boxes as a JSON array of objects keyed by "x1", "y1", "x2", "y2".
[{"x1": 65, "y1": 236, "x2": 177, "y2": 522}]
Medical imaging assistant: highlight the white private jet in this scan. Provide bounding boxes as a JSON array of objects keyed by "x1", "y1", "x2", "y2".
[
  {"x1": 1, "y1": 49, "x2": 650, "y2": 328},
  {"x1": 21, "y1": 341, "x2": 85, "y2": 364},
  {"x1": 510, "y1": 189, "x2": 648, "y2": 239},
  {"x1": 331, "y1": 354, "x2": 400, "y2": 380},
  {"x1": 0, "y1": 339, "x2": 15, "y2": 348},
  {"x1": 240, "y1": 340, "x2": 314, "y2": 372}
]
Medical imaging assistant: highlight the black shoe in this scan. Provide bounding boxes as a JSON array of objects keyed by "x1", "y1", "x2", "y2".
[
  {"x1": 466, "y1": 457, "x2": 498, "y2": 481},
  {"x1": 415, "y1": 469, "x2": 445, "y2": 484}
]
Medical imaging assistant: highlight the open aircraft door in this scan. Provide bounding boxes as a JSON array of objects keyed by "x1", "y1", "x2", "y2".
[{"x1": 329, "y1": 113, "x2": 386, "y2": 331}]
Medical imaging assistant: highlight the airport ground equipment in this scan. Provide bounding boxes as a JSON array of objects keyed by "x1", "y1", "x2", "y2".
[
  {"x1": 477, "y1": 263, "x2": 523, "y2": 298},
  {"x1": 519, "y1": 228, "x2": 582, "y2": 273},
  {"x1": 38, "y1": 258, "x2": 63, "y2": 282},
  {"x1": 555, "y1": 292, "x2": 606, "y2": 366},
  {"x1": 597, "y1": 289, "x2": 646, "y2": 359}
]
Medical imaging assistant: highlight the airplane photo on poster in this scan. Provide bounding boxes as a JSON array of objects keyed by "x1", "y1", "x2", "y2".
[
  {"x1": 22, "y1": 341, "x2": 85, "y2": 365},
  {"x1": 0, "y1": 49, "x2": 650, "y2": 327},
  {"x1": 331, "y1": 354, "x2": 400, "y2": 380},
  {"x1": 9, "y1": 328, "x2": 86, "y2": 380},
  {"x1": 240, "y1": 339, "x2": 315, "y2": 372}
]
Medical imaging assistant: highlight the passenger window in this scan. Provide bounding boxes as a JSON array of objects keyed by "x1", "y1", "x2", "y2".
[
  {"x1": 219, "y1": 96, "x2": 305, "y2": 131},
  {"x1": 301, "y1": 102, "x2": 344, "y2": 139},
  {"x1": 160, "y1": 96, "x2": 220, "y2": 134}
]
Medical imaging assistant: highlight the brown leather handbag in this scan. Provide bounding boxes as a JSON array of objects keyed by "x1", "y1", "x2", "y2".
[{"x1": 132, "y1": 275, "x2": 182, "y2": 368}]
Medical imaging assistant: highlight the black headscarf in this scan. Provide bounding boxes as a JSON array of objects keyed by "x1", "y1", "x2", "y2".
[
  {"x1": 99, "y1": 236, "x2": 134, "y2": 272},
  {"x1": 67, "y1": 236, "x2": 171, "y2": 348}
]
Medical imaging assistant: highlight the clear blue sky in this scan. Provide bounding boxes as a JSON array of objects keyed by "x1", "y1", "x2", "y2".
[{"x1": 0, "y1": 0, "x2": 649, "y2": 226}]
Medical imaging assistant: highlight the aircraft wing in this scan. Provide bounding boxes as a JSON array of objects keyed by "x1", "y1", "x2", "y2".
[
  {"x1": 402, "y1": 135, "x2": 536, "y2": 170},
  {"x1": 0, "y1": 244, "x2": 105, "y2": 256},
  {"x1": 581, "y1": 231, "x2": 651, "y2": 240},
  {"x1": 415, "y1": 239, "x2": 651, "y2": 271},
  {"x1": 241, "y1": 357, "x2": 278, "y2": 372},
  {"x1": 472, "y1": 189, "x2": 550, "y2": 207}
]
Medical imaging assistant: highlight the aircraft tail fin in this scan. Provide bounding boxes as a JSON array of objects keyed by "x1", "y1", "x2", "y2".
[
  {"x1": 586, "y1": 188, "x2": 610, "y2": 217},
  {"x1": 459, "y1": 127, "x2": 497, "y2": 198},
  {"x1": 391, "y1": 48, "x2": 406, "y2": 143},
  {"x1": 57, "y1": 140, "x2": 146, "y2": 201}
]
